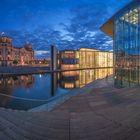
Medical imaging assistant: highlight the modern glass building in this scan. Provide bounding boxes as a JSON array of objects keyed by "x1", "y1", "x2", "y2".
[
  {"x1": 60, "y1": 48, "x2": 113, "y2": 70},
  {"x1": 60, "y1": 50, "x2": 79, "y2": 70},
  {"x1": 101, "y1": 0, "x2": 140, "y2": 87}
]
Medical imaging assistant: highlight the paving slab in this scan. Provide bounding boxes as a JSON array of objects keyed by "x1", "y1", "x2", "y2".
[{"x1": 0, "y1": 77, "x2": 140, "y2": 139}]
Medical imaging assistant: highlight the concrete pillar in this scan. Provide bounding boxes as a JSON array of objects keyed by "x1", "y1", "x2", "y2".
[{"x1": 50, "y1": 45, "x2": 58, "y2": 71}]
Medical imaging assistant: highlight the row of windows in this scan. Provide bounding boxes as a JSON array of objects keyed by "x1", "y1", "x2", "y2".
[
  {"x1": 114, "y1": 2, "x2": 140, "y2": 87},
  {"x1": 0, "y1": 57, "x2": 10, "y2": 60}
]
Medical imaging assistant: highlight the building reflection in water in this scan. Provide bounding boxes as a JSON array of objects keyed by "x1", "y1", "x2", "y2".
[
  {"x1": 0, "y1": 68, "x2": 113, "y2": 110},
  {"x1": 59, "y1": 68, "x2": 113, "y2": 89},
  {"x1": 0, "y1": 75, "x2": 34, "y2": 106},
  {"x1": 0, "y1": 75, "x2": 34, "y2": 89},
  {"x1": 50, "y1": 73, "x2": 58, "y2": 96}
]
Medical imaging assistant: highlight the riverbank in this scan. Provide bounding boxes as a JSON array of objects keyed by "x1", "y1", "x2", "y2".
[
  {"x1": 0, "y1": 66, "x2": 50, "y2": 75},
  {"x1": 1, "y1": 77, "x2": 140, "y2": 139},
  {"x1": 0, "y1": 66, "x2": 113, "y2": 75}
]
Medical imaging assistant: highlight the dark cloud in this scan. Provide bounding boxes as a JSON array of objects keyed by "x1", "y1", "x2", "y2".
[
  {"x1": 0, "y1": 0, "x2": 131, "y2": 58},
  {"x1": 60, "y1": 2, "x2": 113, "y2": 50}
]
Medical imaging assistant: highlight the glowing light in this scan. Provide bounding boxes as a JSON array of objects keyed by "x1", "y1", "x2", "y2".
[
  {"x1": 1, "y1": 32, "x2": 5, "y2": 36},
  {"x1": 39, "y1": 74, "x2": 42, "y2": 78}
]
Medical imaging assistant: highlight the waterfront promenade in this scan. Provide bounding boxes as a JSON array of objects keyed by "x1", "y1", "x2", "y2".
[
  {"x1": 0, "y1": 66, "x2": 50, "y2": 75},
  {"x1": 0, "y1": 66, "x2": 113, "y2": 75},
  {"x1": 1, "y1": 77, "x2": 140, "y2": 140}
]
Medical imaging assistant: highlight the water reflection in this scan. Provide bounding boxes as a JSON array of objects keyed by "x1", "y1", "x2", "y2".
[
  {"x1": 0, "y1": 75, "x2": 34, "y2": 109},
  {"x1": 59, "y1": 68, "x2": 113, "y2": 88},
  {"x1": 0, "y1": 68, "x2": 113, "y2": 110},
  {"x1": 0, "y1": 75, "x2": 34, "y2": 89}
]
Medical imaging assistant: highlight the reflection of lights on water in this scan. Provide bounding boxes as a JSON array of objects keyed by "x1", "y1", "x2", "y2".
[
  {"x1": 58, "y1": 73, "x2": 60, "y2": 80},
  {"x1": 39, "y1": 74, "x2": 42, "y2": 78},
  {"x1": 8, "y1": 80, "x2": 11, "y2": 84},
  {"x1": 26, "y1": 78, "x2": 29, "y2": 81}
]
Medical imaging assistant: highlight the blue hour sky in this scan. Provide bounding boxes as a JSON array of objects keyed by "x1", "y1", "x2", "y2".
[{"x1": 0, "y1": 0, "x2": 131, "y2": 58}]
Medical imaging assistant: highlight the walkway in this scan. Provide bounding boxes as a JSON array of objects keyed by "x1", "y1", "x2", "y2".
[{"x1": 0, "y1": 77, "x2": 140, "y2": 140}]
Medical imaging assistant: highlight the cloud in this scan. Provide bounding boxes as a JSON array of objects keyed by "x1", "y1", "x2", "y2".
[
  {"x1": 35, "y1": 50, "x2": 50, "y2": 55},
  {"x1": 35, "y1": 50, "x2": 50, "y2": 59},
  {"x1": 0, "y1": 0, "x2": 131, "y2": 59},
  {"x1": 59, "y1": 2, "x2": 114, "y2": 51}
]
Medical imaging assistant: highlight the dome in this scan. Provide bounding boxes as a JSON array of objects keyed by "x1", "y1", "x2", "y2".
[
  {"x1": 0, "y1": 36, "x2": 12, "y2": 43},
  {"x1": 24, "y1": 44, "x2": 33, "y2": 51}
]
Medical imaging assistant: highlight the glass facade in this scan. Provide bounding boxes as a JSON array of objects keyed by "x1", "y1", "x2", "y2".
[
  {"x1": 114, "y1": 1, "x2": 140, "y2": 87},
  {"x1": 79, "y1": 48, "x2": 96, "y2": 68},
  {"x1": 60, "y1": 48, "x2": 113, "y2": 70},
  {"x1": 60, "y1": 50, "x2": 79, "y2": 70}
]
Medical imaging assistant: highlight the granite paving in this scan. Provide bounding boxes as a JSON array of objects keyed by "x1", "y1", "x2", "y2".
[{"x1": 1, "y1": 77, "x2": 140, "y2": 139}]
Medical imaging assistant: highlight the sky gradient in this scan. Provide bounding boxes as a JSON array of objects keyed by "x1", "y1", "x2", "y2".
[{"x1": 0, "y1": 0, "x2": 131, "y2": 58}]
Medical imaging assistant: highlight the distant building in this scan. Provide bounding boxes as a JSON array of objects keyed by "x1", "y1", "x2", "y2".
[
  {"x1": 0, "y1": 36, "x2": 34, "y2": 66},
  {"x1": 34, "y1": 59, "x2": 50, "y2": 66},
  {"x1": 51, "y1": 47, "x2": 113, "y2": 70}
]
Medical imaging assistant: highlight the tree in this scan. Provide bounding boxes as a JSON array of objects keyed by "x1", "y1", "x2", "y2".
[{"x1": 13, "y1": 60, "x2": 18, "y2": 65}]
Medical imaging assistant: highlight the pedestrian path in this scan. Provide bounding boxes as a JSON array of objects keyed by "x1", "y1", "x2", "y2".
[{"x1": 0, "y1": 77, "x2": 140, "y2": 140}]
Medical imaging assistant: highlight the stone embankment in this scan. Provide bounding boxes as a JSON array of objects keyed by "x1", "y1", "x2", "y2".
[{"x1": 0, "y1": 66, "x2": 50, "y2": 75}]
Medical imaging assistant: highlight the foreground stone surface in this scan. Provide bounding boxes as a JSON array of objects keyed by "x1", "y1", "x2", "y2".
[{"x1": 1, "y1": 77, "x2": 140, "y2": 140}]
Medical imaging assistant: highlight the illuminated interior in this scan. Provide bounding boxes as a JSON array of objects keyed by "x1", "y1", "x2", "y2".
[
  {"x1": 60, "y1": 48, "x2": 113, "y2": 70},
  {"x1": 60, "y1": 50, "x2": 79, "y2": 70},
  {"x1": 114, "y1": 2, "x2": 140, "y2": 87}
]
